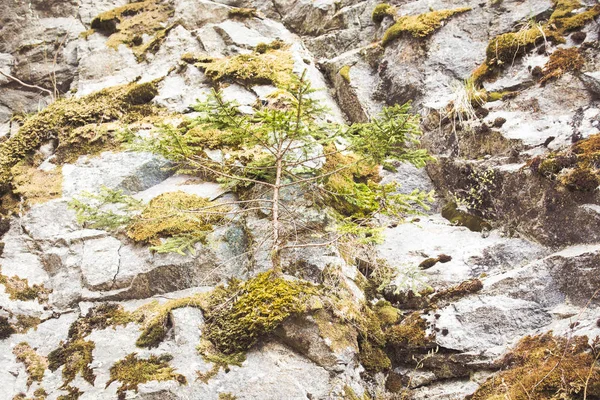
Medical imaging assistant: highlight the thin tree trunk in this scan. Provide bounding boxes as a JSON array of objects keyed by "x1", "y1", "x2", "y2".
[{"x1": 271, "y1": 153, "x2": 282, "y2": 269}]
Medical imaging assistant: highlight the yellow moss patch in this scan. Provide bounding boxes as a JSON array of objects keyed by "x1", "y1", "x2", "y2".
[
  {"x1": 540, "y1": 47, "x2": 584, "y2": 84},
  {"x1": 91, "y1": 0, "x2": 174, "y2": 61},
  {"x1": 471, "y1": 332, "x2": 600, "y2": 400},
  {"x1": 202, "y1": 271, "x2": 317, "y2": 354},
  {"x1": 11, "y1": 165, "x2": 62, "y2": 206},
  {"x1": 339, "y1": 65, "x2": 351, "y2": 83},
  {"x1": 107, "y1": 353, "x2": 186, "y2": 399},
  {"x1": 13, "y1": 342, "x2": 48, "y2": 387},
  {"x1": 0, "y1": 81, "x2": 159, "y2": 186},
  {"x1": 382, "y1": 8, "x2": 471, "y2": 46},
  {"x1": 430, "y1": 278, "x2": 483, "y2": 304},
  {"x1": 126, "y1": 191, "x2": 227, "y2": 245},
  {"x1": 197, "y1": 49, "x2": 294, "y2": 87},
  {"x1": 313, "y1": 309, "x2": 359, "y2": 352},
  {"x1": 0, "y1": 268, "x2": 52, "y2": 303}
]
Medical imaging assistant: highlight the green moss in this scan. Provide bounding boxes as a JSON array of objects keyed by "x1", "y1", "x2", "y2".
[
  {"x1": 48, "y1": 304, "x2": 136, "y2": 387},
  {"x1": 487, "y1": 91, "x2": 516, "y2": 102},
  {"x1": 195, "y1": 338, "x2": 246, "y2": 383},
  {"x1": 471, "y1": 332, "x2": 600, "y2": 400},
  {"x1": 107, "y1": 353, "x2": 186, "y2": 399},
  {"x1": 180, "y1": 52, "x2": 215, "y2": 64},
  {"x1": 134, "y1": 295, "x2": 205, "y2": 348},
  {"x1": 359, "y1": 340, "x2": 392, "y2": 372},
  {"x1": 48, "y1": 339, "x2": 95, "y2": 386},
  {"x1": 57, "y1": 386, "x2": 82, "y2": 400},
  {"x1": 228, "y1": 7, "x2": 258, "y2": 19},
  {"x1": 196, "y1": 49, "x2": 294, "y2": 87},
  {"x1": 372, "y1": 4, "x2": 395, "y2": 23},
  {"x1": 218, "y1": 394, "x2": 238, "y2": 400},
  {"x1": 313, "y1": 309, "x2": 359, "y2": 352},
  {"x1": 339, "y1": 65, "x2": 351, "y2": 83},
  {"x1": 91, "y1": 0, "x2": 174, "y2": 61},
  {"x1": 126, "y1": 191, "x2": 227, "y2": 245},
  {"x1": 0, "y1": 81, "x2": 159, "y2": 186},
  {"x1": 202, "y1": 271, "x2": 317, "y2": 354},
  {"x1": 13, "y1": 342, "x2": 48, "y2": 387},
  {"x1": 382, "y1": 8, "x2": 471, "y2": 46},
  {"x1": 0, "y1": 268, "x2": 52, "y2": 302},
  {"x1": 373, "y1": 300, "x2": 399, "y2": 325},
  {"x1": 473, "y1": 1, "x2": 599, "y2": 83},
  {"x1": 385, "y1": 312, "x2": 430, "y2": 349}
]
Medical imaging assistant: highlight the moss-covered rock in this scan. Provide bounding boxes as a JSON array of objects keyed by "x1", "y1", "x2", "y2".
[
  {"x1": 228, "y1": 7, "x2": 258, "y2": 19},
  {"x1": 107, "y1": 353, "x2": 186, "y2": 400},
  {"x1": 126, "y1": 191, "x2": 227, "y2": 246},
  {"x1": 540, "y1": 47, "x2": 585, "y2": 85},
  {"x1": 0, "y1": 81, "x2": 159, "y2": 188},
  {"x1": 382, "y1": 8, "x2": 471, "y2": 46},
  {"x1": 202, "y1": 271, "x2": 317, "y2": 355},
  {"x1": 0, "y1": 268, "x2": 52, "y2": 303},
  {"x1": 48, "y1": 304, "x2": 136, "y2": 388},
  {"x1": 196, "y1": 49, "x2": 294, "y2": 87},
  {"x1": 13, "y1": 342, "x2": 48, "y2": 387},
  {"x1": 90, "y1": 0, "x2": 174, "y2": 61},
  {"x1": 471, "y1": 332, "x2": 600, "y2": 399}
]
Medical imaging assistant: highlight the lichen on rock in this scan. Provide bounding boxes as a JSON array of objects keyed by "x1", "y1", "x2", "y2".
[{"x1": 13, "y1": 342, "x2": 48, "y2": 387}]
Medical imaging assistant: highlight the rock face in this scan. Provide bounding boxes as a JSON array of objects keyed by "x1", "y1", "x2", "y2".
[{"x1": 1, "y1": 0, "x2": 600, "y2": 399}]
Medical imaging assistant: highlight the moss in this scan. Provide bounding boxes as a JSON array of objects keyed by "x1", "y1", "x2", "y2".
[
  {"x1": 418, "y1": 257, "x2": 439, "y2": 270},
  {"x1": 13, "y1": 342, "x2": 48, "y2": 387},
  {"x1": 180, "y1": 52, "x2": 214, "y2": 64},
  {"x1": 91, "y1": 0, "x2": 174, "y2": 61},
  {"x1": 472, "y1": 1, "x2": 599, "y2": 83},
  {"x1": 13, "y1": 389, "x2": 48, "y2": 400},
  {"x1": 184, "y1": 126, "x2": 242, "y2": 150},
  {"x1": 218, "y1": 394, "x2": 238, "y2": 400},
  {"x1": 48, "y1": 339, "x2": 95, "y2": 386},
  {"x1": 471, "y1": 332, "x2": 600, "y2": 400},
  {"x1": 126, "y1": 191, "x2": 227, "y2": 245},
  {"x1": 313, "y1": 309, "x2": 359, "y2": 352},
  {"x1": 11, "y1": 165, "x2": 62, "y2": 206},
  {"x1": 385, "y1": 312, "x2": 430, "y2": 349},
  {"x1": 441, "y1": 202, "x2": 492, "y2": 232},
  {"x1": 228, "y1": 7, "x2": 258, "y2": 19},
  {"x1": 339, "y1": 65, "x2": 351, "y2": 83},
  {"x1": 559, "y1": 168, "x2": 600, "y2": 191},
  {"x1": 196, "y1": 49, "x2": 294, "y2": 87},
  {"x1": 196, "y1": 338, "x2": 246, "y2": 383},
  {"x1": 373, "y1": 300, "x2": 399, "y2": 325},
  {"x1": 135, "y1": 295, "x2": 205, "y2": 348},
  {"x1": 0, "y1": 268, "x2": 52, "y2": 302},
  {"x1": 342, "y1": 385, "x2": 372, "y2": 400},
  {"x1": 0, "y1": 81, "x2": 159, "y2": 186},
  {"x1": 0, "y1": 316, "x2": 16, "y2": 339},
  {"x1": 372, "y1": 4, "x2": 395, "y2": 23},
  {"x1": 381, "y1": 8, "x2": 471, "y2": 46},
  {"x1": 15, "y1": 315, "x2": 42, "y2": 333},
  {"x1": 539, "y1": 47, "x2": 585, "y2": 84},
  {"x1": 430, "y1": 278, "x2": 483, "y2": 304},
  {"x1": 530, "y1": 134, "x2": 600, "y2": 191},
  {"x1": 254, "y1": 40, "x2": 286, "y2": 54},
  {"x1": 57, "y1": 386, "x2": 82, "y2": 400},
  {"x1": 107, "y1": 353, "x2": 186, "y2": 399},
  {"x1": 359, "y1": 340, "x2": 392, "y2": 372},
  {"x1": 48, "y1": 304, "x2": 136, "y2": 387},
  {"x1": 202, "y1": 271, "x2": 317, "y2": 354},
  {"x1": 487, "y1": 91, "x2": 516, "y2": 102}
]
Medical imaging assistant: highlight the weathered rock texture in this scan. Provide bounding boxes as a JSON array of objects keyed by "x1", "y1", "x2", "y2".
[{"x1": 1, "y1": 0, "x2": 600, "y2": 399}]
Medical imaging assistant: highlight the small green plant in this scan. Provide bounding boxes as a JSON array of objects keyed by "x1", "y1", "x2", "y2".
[
  {"x1": 139, "y1": 73, "x2": 434, "y2": 267},
  {"x1": 372, "y1": 4, "x2": 395, "y2": 23}
]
